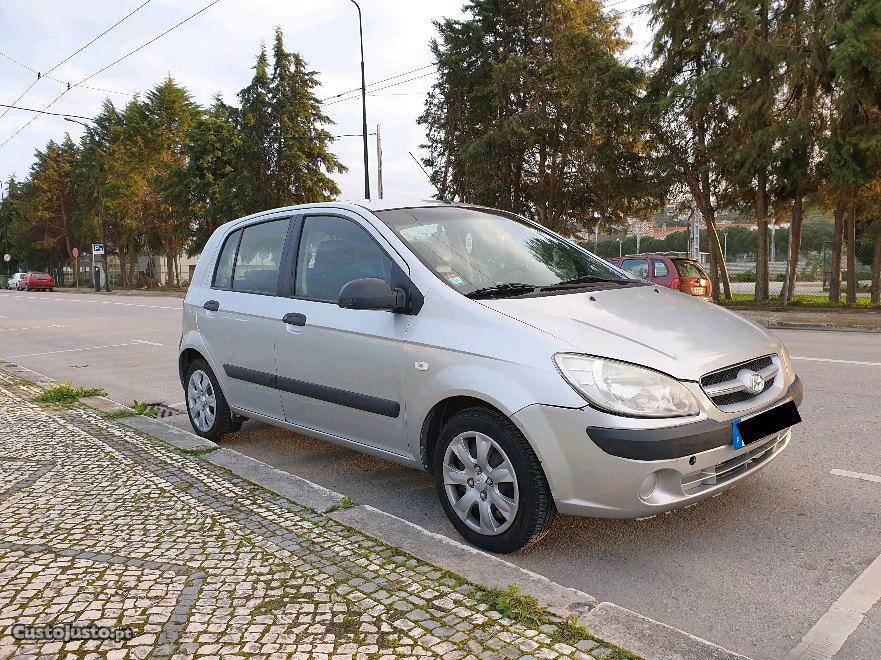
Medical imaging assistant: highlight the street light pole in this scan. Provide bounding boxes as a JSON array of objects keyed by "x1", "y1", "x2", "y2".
[
  {"x1": 65, "y1": 117, "x2": 110, "y2": 291},
  {"x1": 349, "y1": 0, "x2": 370, "y2": 200}
]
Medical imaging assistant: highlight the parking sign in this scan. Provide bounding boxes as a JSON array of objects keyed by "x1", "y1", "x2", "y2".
[{"x1": 92, "y1": 244, "x2": 105, "y2": 256}]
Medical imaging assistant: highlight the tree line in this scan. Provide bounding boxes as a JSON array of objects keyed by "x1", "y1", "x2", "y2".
[
  {"x1": 420, "y1": 0, "x2": 881, "y2": 304},
  {"x1": 0, "y1": 29, "x2": 342, "y2": 288},
  {"x1": 3, "y1": 6, "x2": 880, "y2": 304}
]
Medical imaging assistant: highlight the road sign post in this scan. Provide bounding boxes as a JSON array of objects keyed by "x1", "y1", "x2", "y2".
[
  {"x1": 72, "y1": 247, "x2": 79, "y2": 288},
  {"x1": 92, "y1": 244, "x2": 104, "y2": 292}
]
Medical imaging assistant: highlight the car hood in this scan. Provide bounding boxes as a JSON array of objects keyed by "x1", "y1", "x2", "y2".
[{"x1": 479, "y1": 285, "x2": 779, "y2": 380}]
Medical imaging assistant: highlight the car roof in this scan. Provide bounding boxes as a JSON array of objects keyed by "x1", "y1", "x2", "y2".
[{"x1": 618, "y1": 253, "x2": 697, "y2": 260}]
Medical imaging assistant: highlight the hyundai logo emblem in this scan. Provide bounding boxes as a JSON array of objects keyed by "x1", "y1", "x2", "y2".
[{"x1": 746, "y1": 372, "x2": 764, "y2": 394}]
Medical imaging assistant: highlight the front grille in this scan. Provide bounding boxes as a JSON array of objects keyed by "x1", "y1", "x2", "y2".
[
  {"x1": 681, "y1": 432, "x2": 788, "y2": 495},
  {"x1": 700, "y1": 355, "x2": 778, "y2": 409},
  {"x1": 711, "y1": 377, "x2": 774, "y2": 406},
  {"x1": 701, "y1": 356, "x2": 773, "y2": 387}
]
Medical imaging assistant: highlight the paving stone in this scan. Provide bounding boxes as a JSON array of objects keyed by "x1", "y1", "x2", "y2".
[{"x1": 0, "y1": 373, "x2": 627, "y2": 657}]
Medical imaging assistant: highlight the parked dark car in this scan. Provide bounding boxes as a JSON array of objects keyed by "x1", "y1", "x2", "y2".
[
  {"x1": 609, "y1": 253, "x2": 712, "y2": 299},
  {"x1": 19, "y1": 271, "x2": 55, "y2": 291}
]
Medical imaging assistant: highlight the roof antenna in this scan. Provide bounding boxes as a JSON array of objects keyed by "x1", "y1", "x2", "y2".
[{"x1": 409, "y1": 151, "x2": 444, "y2": 200}]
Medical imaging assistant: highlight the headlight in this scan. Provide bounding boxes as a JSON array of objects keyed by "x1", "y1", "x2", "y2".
[
  {"x1": 777, "y1": 341, "x2": 794, "y2": 382},
  {"x1": 554, "y1": 354, "x2": 700, "y2": 418}
]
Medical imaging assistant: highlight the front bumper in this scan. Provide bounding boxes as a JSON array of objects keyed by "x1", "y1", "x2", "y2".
[{"x1": 513, "y1": 376, "x2": 801, "y2": 518}]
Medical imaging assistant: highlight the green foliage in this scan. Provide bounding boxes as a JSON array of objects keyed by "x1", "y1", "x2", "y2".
[
  {"x1": 35, "y1": 383, "x2": 107, "y2": 406},
  {"x1": 132, "y1": 401, "x2": 158, "y2": 418},
  {"x1": 471, "y1": 584, "x2": 550, "y2": 628},
  {"x1": 420, "y1": 0, "x2": 662, "y2": 235},
  {"x1": 105, "y1": 409, "x2": 135, "y2": 420},
  {"x1": 0, "y1": 30, "x2": 344, "y2": 277}
]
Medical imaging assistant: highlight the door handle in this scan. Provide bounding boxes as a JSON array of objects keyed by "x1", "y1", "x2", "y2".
[
  {"x1": 283, "y1": 312, "x2": 307, "y2": 326},
  {"x1": 203, "y1": 300, "x2": 219, "y2": 311}
]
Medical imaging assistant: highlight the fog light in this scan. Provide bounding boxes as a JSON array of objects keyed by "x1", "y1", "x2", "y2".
[{"x1": 639, "y1": 472, "x2": 659, "y2": 501}]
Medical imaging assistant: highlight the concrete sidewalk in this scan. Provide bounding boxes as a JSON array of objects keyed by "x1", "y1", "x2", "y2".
[
  {"x1": 730, "y1": 307, "x2": 881, "y2": 332},
  {"x1": 0, "y1": 372, "x2": 632, "y2": 659}
]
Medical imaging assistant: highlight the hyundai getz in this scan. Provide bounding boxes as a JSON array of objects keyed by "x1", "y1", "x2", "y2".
[{"x1": 179, "y1": 200, "x2": 802, "y2": 553}]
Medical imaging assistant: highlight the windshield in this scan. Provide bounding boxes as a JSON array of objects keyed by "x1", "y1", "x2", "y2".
[{"x1": 376, "y1": 206, "x2": 631, "y2": 296}]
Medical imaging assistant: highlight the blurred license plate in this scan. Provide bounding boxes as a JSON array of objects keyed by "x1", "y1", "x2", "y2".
[
  {"x1": 691, "y1": 286, "x2": 706, "y2": 295},
  {"x1": 734, "y1": 401, "x2": 801, "y2": 446}
]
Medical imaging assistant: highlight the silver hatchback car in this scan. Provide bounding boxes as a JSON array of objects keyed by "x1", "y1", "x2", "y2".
[{"x1": 179, "y1": 199, "x2": 802, "y2": 552}]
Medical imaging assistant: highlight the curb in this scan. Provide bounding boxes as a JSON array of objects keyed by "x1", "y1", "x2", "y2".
[{"x1": 1, "y1": 360, "x2": 751, "y2": 660}]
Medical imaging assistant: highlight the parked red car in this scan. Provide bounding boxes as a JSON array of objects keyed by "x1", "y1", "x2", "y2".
[
  {"x1": 608, "y1": 253, "x2": 712, "y2": 299},
  {"x1": 18, "y1": 271, "x2": 55, "y2": 291}
]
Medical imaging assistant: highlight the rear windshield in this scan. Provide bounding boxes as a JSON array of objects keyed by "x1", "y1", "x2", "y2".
[
  {"x1": 672, "y1": 260, "x2": 705, "y2": 279},
  {"x1": 31, "y1": 272, "x2": 51, "y2": 278}
]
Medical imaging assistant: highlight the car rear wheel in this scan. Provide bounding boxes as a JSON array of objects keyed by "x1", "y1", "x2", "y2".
[
  {"x1": 433, "y1": 407, "x2": 557, "y2": 553},
  {"x1": 185, "y1": 359, "x2": 236, "y2": 442}
]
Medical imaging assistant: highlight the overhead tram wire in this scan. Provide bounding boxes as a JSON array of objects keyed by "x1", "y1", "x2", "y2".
[
  {"x1": 0, "y1": 52, "x2": 135, "y2": 99},
  {"x1": 0, "y1": 0, "x2": 223, "y2": 152},
  {"x1": 0, "y1": 0, "x2": 152, "y2": 119}
]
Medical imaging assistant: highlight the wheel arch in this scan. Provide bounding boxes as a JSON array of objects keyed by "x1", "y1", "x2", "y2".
[{"x1": 419, "y1": 395, "x2": 518, "y2": 473}]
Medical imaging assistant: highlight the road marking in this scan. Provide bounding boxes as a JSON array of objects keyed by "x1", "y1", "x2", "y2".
[
  {"x1": 3, "y1": 339, "x2": 163, "y2": 359},
  {"x1": 831, "y1": 469, "x2": 881, "y2": 484},
  {"x1": 793, "y1": 356, "x2": 881, "y2": 367},
  {"x1": 786, "y1": 553, "x2": 881, "y2": 659},
  {"x1": 0, "y1": 292, "x2": 180, "y2": 310},
  {"x1": 0, "y1": 324, "x2": 67, "y2": 332}
]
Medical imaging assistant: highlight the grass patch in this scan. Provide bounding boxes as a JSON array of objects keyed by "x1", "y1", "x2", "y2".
[
  {"x1": 132, "y1": 400, "x2": 158, "y2": 418},
  {"x1": 35, "y1": 383, "x2": 107, "y2": 406},
  {"x1": 472, "y1": 584, "x2": 550, "y2": 628},
  {"x1": 724, "y1": 293, "x2": 880, "y2": 309},
  {"x1": 105, "y1": 409, "x2": 135, "y2": 420},
  {"x1": 325, "y1": 496, "x2": 357, "y2": 513}
]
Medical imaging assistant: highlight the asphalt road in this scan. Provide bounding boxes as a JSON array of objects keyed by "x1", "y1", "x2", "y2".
[{"x1": 2, "y1": 288, "x2": 879, "y2": 659}]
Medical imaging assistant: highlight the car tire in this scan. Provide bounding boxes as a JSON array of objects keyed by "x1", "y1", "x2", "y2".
[
  {"x1": 433, "y1": 406, "x2": 557, "y2": 553},
  {"x1": 184, "y1": 358, "x2": 235, "y2": 442}
]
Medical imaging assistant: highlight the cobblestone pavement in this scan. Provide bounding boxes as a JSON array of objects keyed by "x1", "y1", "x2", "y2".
[{"x1": 0, "y1": 372, "x2": 631, "y2": 660}]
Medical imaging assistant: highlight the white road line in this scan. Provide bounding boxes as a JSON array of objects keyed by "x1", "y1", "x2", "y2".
[
  {"x1": 0, "y1": 324, "x2": 67, "y2": 332},
  {"x1": 793, "y1": 356, "x2": 881, "y2": 367},
  {"x1": 830, "y1": 469, "x2": 881, "y2": 484},
  {"x1": 0, "y1": 292, "x2": 180, "y2": 310},
  {"x1": 786, "y1": 553, "x2": 881, "y2": 659},
  {"x1": 3, "y1": 339, "x2": 163, "y2": 359}
]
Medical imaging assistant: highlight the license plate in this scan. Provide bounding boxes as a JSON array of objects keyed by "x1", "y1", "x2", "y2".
[
  {"x1": 732, "y1": 401, "x2": 801, "y2": 449},
  {"x1": 691, "y1": 286, "x2": 706, "y2": 296}
]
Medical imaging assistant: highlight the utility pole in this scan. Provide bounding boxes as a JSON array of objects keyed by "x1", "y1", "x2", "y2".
[
  {"x1": 594, "y1": 224, "x2": 599, "y2": 253},
  {"x1": 348, "y1": 0, "x2": 370, "y2": 199},
  {"x1": 376, "y1": 123, "x2": 383, "y2": 199}
]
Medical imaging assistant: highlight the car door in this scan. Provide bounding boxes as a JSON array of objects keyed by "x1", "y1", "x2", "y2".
[
  {"x1": 195, "y1": 216, "x2": 293, "y2": 420},
  {"x1": 651, "y1": 258, "x2": 673, "y2": 287},
  {"x1": 274, "y1": 211, "x2": 411, "y2": 456}
]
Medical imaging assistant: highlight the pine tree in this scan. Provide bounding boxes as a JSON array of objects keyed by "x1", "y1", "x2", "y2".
[
  {"x1": 269, "y1": 27, "x2": 344, "y2": 206},
  {"x1": 238, "y1": 45, "x2": 275, "y2": 213}
]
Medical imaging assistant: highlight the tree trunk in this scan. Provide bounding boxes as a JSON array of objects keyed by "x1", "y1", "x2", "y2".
[
  {"x1": 755, "y1": 173, "x2": 770, "y2": 301},
  {"x1": 829, "y1": 192, "x2": 847, "y2": 303},
  {"x1": 846, "y1": 203, "x2": 857, "y2": 304},
  {"x1": 871, "y1": 226, "x2": 881, "y2": 306},
  {"x1": 781, "y1": 194, "x2": 805, "y2": 303},
  {"x1": 119, "y1": 250, "x2": 128, "y2": 289}
]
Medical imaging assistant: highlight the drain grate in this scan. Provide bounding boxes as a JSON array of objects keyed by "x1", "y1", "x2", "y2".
[{"x1": 143, "y1": 402, "x2": 185, "y2": 418}]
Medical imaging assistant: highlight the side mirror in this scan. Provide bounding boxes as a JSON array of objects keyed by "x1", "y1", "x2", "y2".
[{"x1": 338, "y1": 278, "x2": 407, "y2": 311}]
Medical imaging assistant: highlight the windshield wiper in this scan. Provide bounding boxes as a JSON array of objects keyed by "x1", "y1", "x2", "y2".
[
  {"x1": 541, "y1": 275, "x2": 630, "y2": 290},
  {"x1": 465, "y1": 283, "x2": 538, "y2": 299}
]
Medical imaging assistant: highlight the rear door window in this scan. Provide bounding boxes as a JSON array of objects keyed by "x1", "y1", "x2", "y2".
[
  {"x1": 620, "y1": 258, "x2": 649, "y2": 278},
  {"x1": 652, "y1": 260, "x2": 669, "y2": 277},
  {"x1": 232, "y1": 219, "x2": 290, "y2": 295},
  {"x1": 212, "y1": 229, "x2": 241, "y2": 289},
  {"x1": 674, "y1": 260, "x2": 706, "y2": 279}
]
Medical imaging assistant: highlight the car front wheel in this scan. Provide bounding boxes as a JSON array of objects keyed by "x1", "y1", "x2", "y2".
[
  {"x1": 433, "y1": 407, "x2": 557, "y2": 553},
  {"x1": 185, "y1": 359, "x2": 236, "y2": 442}
]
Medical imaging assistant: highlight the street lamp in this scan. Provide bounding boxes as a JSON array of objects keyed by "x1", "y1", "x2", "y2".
[
  {"x1": 348, "y1": 0, "x2": 370, "y2": 200},
  {"x1": 65, "y1": 116, "x2": 110, "y2": 291}
]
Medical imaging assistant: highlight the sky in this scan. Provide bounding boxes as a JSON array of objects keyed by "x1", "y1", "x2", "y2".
[{"x1": 0, "y1": 0, "x2": 651, "y2": 203}]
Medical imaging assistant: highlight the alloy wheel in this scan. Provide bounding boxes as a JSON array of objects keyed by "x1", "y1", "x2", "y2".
[
  {"x1": 442, "y1": 431, "x2": 519, "y2": 536},
  {"x1": 187, "y1": 369, "x2": 217, "y2": 433}
]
